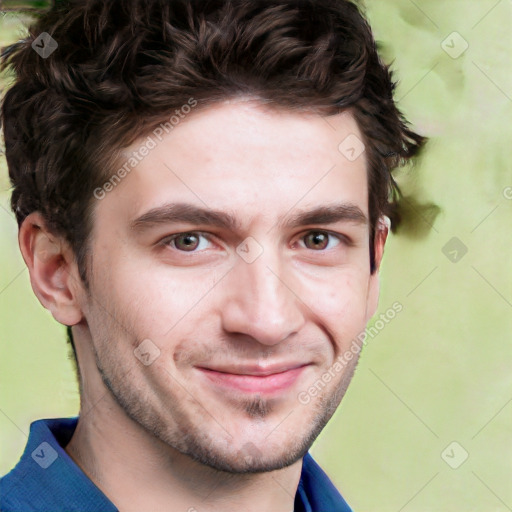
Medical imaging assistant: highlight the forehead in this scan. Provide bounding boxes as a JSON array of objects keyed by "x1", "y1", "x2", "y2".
[{"x1": 96, "y1": 100, "x2": 369, "y2": 228}]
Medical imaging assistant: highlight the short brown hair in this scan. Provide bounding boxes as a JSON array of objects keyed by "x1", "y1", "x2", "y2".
[{"x1": 2, "y1": 0, "x2": 424, "y2": 281}]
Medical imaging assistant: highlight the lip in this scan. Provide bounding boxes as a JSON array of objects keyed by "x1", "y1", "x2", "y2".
[{"x1": 196, "y1": 363, "x2": 310, "y2": 395}]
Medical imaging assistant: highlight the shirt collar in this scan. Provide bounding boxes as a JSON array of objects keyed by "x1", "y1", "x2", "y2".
[
  {"x1": 297, "y1": 452, "x2": 352, "y2": 512},
  {"x1": 1, "y1": 417, "x2": 117, "y2": 512},
  {"x1": 1, "y1": 417, "x2": 351, "y2": 512}
]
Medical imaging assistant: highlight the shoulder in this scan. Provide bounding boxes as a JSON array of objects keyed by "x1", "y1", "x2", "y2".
[{"x1": 0, "y1": 464, "x2": 37, "y2": 512}]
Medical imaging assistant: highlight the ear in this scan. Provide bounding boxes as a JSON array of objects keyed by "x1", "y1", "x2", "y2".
[
  {"x1": 365, "y1": 217, "x2": 389, "y2": 322},
  {"x1": 18, "y1": 212, "x2": 84, "y2": 326}
]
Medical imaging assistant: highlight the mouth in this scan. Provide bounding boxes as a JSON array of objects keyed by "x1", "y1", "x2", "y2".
[{"x1": 196, "y1": 363, "x2": 311, "y2": 395}]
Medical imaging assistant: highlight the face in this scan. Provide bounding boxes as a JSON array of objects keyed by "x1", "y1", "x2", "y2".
[{"x1": 81, "y1": 100, "x2": 383, "y2": 473}]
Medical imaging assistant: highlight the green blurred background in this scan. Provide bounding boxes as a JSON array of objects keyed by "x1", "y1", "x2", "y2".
[{"x1": 1, "y1": 1, "x2": 511, "y2": 510}]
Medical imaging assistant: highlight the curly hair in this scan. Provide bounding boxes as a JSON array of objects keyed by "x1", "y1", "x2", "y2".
[{"x1": 2, "y1": 0, "x2": 424, "y2": 284}]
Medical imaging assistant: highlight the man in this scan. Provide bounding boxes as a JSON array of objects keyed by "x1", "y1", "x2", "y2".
[{"x1": 0, "y1": 0, "x2": 424, "y2": 510}]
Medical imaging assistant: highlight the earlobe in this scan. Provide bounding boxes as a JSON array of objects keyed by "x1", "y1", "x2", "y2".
[{"x1": 18, "y1": 212, "x2": 84, "y2": 326}]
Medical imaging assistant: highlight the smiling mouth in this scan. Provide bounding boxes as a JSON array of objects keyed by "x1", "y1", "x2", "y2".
[{"x1": 196, "y1": 364, "x2": 310, "y2": 394}]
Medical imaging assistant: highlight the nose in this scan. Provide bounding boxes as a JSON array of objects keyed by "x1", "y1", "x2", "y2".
[{"x1": 219, "y1": 250, "x2": 306, "y2": 346}]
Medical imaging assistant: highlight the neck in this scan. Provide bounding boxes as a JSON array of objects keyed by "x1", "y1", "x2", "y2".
[{"x1": 65, "y1": 394, "x2": 301, "y2": 512}]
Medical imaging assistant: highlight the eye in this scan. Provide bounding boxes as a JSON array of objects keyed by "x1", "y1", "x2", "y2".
[
  {"x1": 163, "y1": 232, "x2": 212, "y2": 252},
  {"x1": 299, "y1": 231, "x2": 342, "y2": 251}
]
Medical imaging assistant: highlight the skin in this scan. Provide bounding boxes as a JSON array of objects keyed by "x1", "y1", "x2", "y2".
[{"x1": 19, "y1": 99, "x2": 387, "y2": 512}]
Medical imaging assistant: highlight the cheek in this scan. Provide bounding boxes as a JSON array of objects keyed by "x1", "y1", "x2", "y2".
[
  {"x1": 299, "y1": 270, "x2": 370, "y2": 347},
  {"x1": 94, "y1": 252, "x2": 225, "y2": 344}
]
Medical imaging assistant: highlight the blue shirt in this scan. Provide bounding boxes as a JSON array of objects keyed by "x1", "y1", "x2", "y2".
[{"x1": 1, "y1": 417, "x2": 352, "y2": 511}]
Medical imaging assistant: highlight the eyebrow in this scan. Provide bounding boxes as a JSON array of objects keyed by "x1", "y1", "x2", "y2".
[{"x1": 129, "y1": 202, "x2": 368, "y2": 232}]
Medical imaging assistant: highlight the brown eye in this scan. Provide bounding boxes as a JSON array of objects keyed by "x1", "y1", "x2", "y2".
[
  {"x1": 172, "y1": 233, "x2": 200, "y2": 251},
  {"x1": 303, "y1": 231, "x2": 331, "y2": 250}
]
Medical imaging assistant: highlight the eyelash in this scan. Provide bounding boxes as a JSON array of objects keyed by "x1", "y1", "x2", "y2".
[{"x1": 161, "y1": 230, "x2": 349, "y2": 253}]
